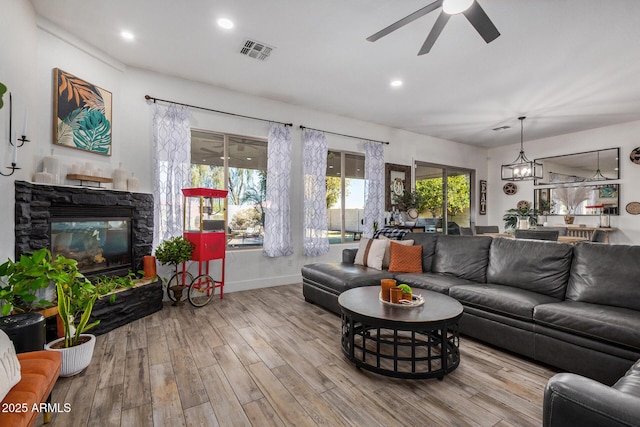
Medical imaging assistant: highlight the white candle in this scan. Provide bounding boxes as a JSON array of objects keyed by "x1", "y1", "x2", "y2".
[
  {"x1": 22, "y1": 108, "x2": 28, "y2": 137},
  {"x1": 12, "y1": 135, "x2": 18, "y2": 164}
]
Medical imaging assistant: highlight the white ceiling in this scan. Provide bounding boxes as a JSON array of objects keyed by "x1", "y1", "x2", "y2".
[{"x1": 30, "y1": 0, "x2": 640, "y2": 148}]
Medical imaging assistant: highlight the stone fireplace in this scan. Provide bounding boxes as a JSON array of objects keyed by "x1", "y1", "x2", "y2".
[{"x1": 15, "y1": 181, "x2": 153, "y2": 276}]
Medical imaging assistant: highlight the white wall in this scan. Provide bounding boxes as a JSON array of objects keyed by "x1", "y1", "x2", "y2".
[
  {"x1": 0, "y1": 1, "x2": 38, "y2": 259},
  {"x1": 1, "y1": 16, "x2": 489, "y2": 292},
  {"x1": 487, "y1": 121, "x2": 640, "y2": 244}
]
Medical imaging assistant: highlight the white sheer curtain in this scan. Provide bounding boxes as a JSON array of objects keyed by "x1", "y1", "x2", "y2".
[
  {"x1": 303, "y1": 129, "x2": 329, "y2": 256},
  {"x1": 263, "y1": 124, "x2": 294, "y2": 257},
  {"x1": 363, "y1": 141, "x2": 385, "y2": 238},
  {"x1": 152, "y1": 104, "x2": 191, "y2": 248}
]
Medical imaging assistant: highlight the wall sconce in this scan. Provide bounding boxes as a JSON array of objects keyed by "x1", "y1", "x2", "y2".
[{"x1": 1, "y1": 92, "x2": 29, "y2": 177}]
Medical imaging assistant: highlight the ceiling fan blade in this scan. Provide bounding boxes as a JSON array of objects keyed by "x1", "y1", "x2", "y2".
[
  {"x1": 418, "y1": 11, "x2": 450, "y2": 55},
  {"x1": 463, "y1": 1, "x2": 500, "y2": 43},
  {"x1": 367, "y1": 0, "x2": 443, "y2": 42}
]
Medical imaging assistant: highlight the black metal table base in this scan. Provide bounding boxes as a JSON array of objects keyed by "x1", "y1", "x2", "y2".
[{"x1": 341, "y1": 315, "x2": 460, "y2": 379}]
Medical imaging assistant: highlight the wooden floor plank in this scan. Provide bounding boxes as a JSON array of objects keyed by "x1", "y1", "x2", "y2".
[
  {"x1": 211, "y1": 344, "x2": 264, "y2": 404},
  {"x1": 183, "y1": 402, "x2": 220, "y2": 427},
  {"x1": 122, "y1": 347, "x2": 151, "y2": 409},
  {"x1": 48, "y1": 283, "x2": 558, "y2": 426},
  {"x1": 88, "y1": 384, "x2": 124, "y2": 427},
  {"x1": 149, "y1": 362, "x2": 186, "y2": 427},
  {"x1": 247, "y1": 362, "x2": 318, "y2": 427},
  {"x1": 242, "y1": 398, "x2": 285, "y2": 427},
  {"x1": 121, "y1": 403, "x2": 154, "y2": 427},
  {"x1": 199, "y1": 364, "x2": 251, "y2": 427}
]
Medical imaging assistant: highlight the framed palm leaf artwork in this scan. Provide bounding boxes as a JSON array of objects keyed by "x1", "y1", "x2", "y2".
[{"x1": 53, "y1": 68, "x2": 112, "y2": 156}]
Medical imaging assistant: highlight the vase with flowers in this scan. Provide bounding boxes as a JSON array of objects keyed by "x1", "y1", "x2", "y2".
[{"x1": 552, "y1": 185, "x2": 592, "y2": 224}]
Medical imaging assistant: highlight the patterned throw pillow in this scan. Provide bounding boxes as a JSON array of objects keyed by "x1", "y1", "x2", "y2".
[
  {"x1": 388, "y1": 241, "x2": 423, "y2": 273},
  {"x1": 378, "y1": 235, "x2": 415, "y2": 269},
  {"x1": 354, "y1": 238, "x2": 388, "y2": 270},
  {"x1": 0, "y1": 329, "x2": 21, "y2": 402}
]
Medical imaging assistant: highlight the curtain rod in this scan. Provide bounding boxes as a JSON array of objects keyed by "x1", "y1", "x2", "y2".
[
  {"x1": 144, "y1": 95, "x2": 293, "y2": 127},
  {"x1": 299, "y1": 125, "x2": 389, "y2": 145}
]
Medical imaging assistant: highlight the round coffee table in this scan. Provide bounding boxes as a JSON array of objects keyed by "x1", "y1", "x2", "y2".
[{"x1": 338, "y1": 286, "x2": 463, "y2": 379}]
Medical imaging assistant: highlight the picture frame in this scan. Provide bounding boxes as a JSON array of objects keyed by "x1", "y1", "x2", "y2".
[
  {"x1": 53, "y1": 68, "x2": 112, "y2": 156},
  {"x1": 385, "y1": 163, "x2": 411, "y2": 211},
  {"x1": 598, "y1": 185, "x2": 617, "y2": 199}
]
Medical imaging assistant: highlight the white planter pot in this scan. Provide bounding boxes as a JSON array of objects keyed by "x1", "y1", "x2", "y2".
[{"x1": 45, "y1": 334, "x2": 96, "y2": 377}]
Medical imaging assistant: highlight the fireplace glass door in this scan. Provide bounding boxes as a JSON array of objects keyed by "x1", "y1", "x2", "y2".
[{"x1": 51, "y1": 218, "x2": 132, "y2": 275}]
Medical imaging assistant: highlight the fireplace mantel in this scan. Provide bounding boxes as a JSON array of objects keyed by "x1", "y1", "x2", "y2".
[{"x1": 15, "y1": 181, "x2": 154, "y2": 274}]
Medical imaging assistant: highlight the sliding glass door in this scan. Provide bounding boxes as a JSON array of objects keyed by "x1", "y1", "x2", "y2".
[{"x1": 415, "y1": 163, "x2": 474, "y2": 234}]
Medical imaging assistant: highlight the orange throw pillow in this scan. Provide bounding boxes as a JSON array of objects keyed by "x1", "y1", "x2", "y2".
[{"x1": 388, "y1": 241, "x2": 423, "y2": 273}]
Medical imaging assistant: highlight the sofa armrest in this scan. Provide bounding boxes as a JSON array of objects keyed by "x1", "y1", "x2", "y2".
[
  {"x1": 543, "y1": 373, "x2": 640, "y2": 427},
  {"x1": 342, "y1": 248, "x2": 358, "y2": 264}
]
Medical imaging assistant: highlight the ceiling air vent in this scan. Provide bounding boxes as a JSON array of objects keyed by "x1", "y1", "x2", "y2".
[{"x1": 240, "y1": 39, "x2": 275, "y2": 61}]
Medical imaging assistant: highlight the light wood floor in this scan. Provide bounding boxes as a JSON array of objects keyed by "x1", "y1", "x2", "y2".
[{"x1": 42, "y1": 284, "x2": 558, "y2": 427}]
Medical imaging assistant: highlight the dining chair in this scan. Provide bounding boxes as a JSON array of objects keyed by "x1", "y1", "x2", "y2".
[
  {"x1": 591, "y1": 229, "x2": 607, "y2": 243},
  {"x1": 460, "y1": 227, "x2": 473, "y2": 236}
]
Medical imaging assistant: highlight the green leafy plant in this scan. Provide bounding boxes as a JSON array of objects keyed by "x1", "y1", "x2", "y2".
[
  {"x1": 91, "y1": 271, "x2": 138, "y2": 304},
  {"x1": 155, "y1": 236, "x2": 194, "y2": 281},
  {"x1": 55, "y1": 258, "x2": 101, "y2": 348},
  {"x1": 0, "y1": 82, "x2": 7, "y2": 110},
  {"x1": 393, "y1": 190, "x2": 426, "y2": 211},
  {"x1": 398, "y1": 284, "x2": 412, "y2": 294},
  {"x1": 0, "y1": 248, "x2": 63, "y2": 316},
  {"x1": 502, "y1": 207, "x2": 540, "y2": 230}
]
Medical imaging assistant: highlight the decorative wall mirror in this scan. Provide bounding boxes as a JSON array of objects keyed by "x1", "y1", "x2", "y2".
[
  {"x1": 534, "y1": 184, "x2": 619, "y2": 216},
  {"x1": 534, "y1": 148, "x2": 619, "y2": 185}
]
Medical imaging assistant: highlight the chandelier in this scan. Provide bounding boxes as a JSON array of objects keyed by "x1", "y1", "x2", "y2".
[{"x1": 501, "y1": 116, "x2": 543, "y2": 181}]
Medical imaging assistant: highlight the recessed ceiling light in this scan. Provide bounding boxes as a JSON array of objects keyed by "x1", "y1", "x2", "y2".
[
  {"x1": 217, "y1": 18, "x2": 234, "y2": 29},
  {"x1": 120, "y1": 31, "x2": 135, "y2": 41},
  {"x1": 246, "y1": 157, "x2": 252, "y2": 161},
  {"x1": 390, "y1": 80, "x2": 403, "y2": 87}
]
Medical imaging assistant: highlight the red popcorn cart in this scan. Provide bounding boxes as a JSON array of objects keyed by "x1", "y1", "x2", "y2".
[{"x1": 179, "y1": 187, "x2": 229, "y2": 307}]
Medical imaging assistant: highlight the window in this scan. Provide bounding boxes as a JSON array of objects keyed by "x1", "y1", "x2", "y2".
[
  {"x1": 191, "y1": 130, "x2": 267, "y2": 248},
  {"x1": 414, "y1": 163, "x2": 473, "y2": 235},
  {"x1": 326, "y1": 150, "x2": 366, "y2": 243}
]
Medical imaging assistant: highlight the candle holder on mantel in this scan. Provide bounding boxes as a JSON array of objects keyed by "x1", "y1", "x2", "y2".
[{"x1": 1, "y1": 92, "x2": 29, "y2": 177}]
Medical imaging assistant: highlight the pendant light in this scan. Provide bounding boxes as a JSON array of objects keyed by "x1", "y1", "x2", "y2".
[
  {"x1": 588, "y1": 151, "x2": 608, "y2": 181},
  {"x1": 501, "y1": 116, "x2": 543, "y2": 181}
]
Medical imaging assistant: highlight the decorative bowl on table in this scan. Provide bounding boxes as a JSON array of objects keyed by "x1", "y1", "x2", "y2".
[{"x1": 379, "y1": 292, "x2": 425, "y2": 308}]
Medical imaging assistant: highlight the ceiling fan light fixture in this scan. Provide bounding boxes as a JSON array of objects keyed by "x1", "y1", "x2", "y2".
[
  {"x1": 443, "y1": 0, "x2": 474, "y2": 15},
  {"x1": 501, "y1": 117, "x2": 543, "y2": 181}
]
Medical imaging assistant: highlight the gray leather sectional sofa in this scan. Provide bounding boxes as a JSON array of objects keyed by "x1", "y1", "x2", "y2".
[{"x1": 301, "y1": 233, "x2": 640, "y2": 386}]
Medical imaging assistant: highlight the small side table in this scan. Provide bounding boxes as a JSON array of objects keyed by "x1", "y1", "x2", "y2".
[{"x1": 0, "y1": 312, "x2": 46, "y2": 353}]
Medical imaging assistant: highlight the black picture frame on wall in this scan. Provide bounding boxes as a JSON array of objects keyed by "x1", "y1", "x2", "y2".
[{"x1": 385, "y1": 163, "x2": 411, "y2": 211}]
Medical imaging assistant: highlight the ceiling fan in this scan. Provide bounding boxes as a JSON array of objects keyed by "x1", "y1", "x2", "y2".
[{"x1": 367, "y1": 0, "x2": 500, "y2": 55}]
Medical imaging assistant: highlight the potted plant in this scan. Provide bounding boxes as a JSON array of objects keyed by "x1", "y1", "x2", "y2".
[
  {"x1": 503, "y1": 206, "x2": 541, "y2": 231},
  {"x1": 154, "y1": 236, "x2": 194, "y2": 303},
  {"x1": 393, "y1": 190, "x2": 426, "y2": 222},
  {"x1": 0, "y1": 248, "x2": 63, "y2": 316},
  {"x1": 44, "y1": 256, "x2": 101, "y2": 376}
]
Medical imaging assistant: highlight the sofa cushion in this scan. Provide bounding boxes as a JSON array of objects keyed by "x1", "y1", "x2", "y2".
[
  {"x1": 394, "y1": 272, "x2": 477, "y2": 294},
  {"x1": 354, "y1": 237, "x2": 388, "y2": 270},
  {"x1": 0, "y1": 329, "x2": 21, "y2": 402},
  {"x1": 378, "y1": 235, "x2": 414, "y2": 269},
  {"x1": 450, "y1": 284, "x2": 560, "y2": 321},
  {"x1": 534, "y1": 301, "x2": 640, "y2": 350},
  {"x1": 566, "y1": 243, "x2": 640, "y2": 311},
  {"x1": 487, "y1": 237, "x2": 573, "y2": 299},
  {"x1": 613, "y1": 359, "x2": 640, "y2": 395},
  {"x1": 388, "y1": 242, "x2": 423, "y2": 273},
  {"x1": 432, "y1": 235, "x2": 492, "y2": 283},
  {"x1": 301, "y1": 262, "x2": 393, "y2": 293},
  {"x1": 403, "y1": 233, "x2": 438, "y2": 272}
]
